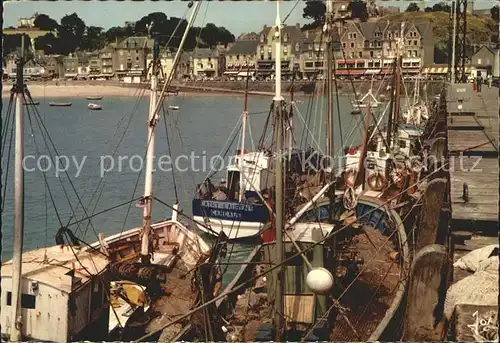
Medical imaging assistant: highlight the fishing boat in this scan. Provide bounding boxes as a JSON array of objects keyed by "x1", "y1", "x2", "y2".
[
  {"x1": 192, "y1": 60, "x2": 325, "y2": 241},
  {"x1": 88, "y1": 103, "x2": 102, "y2": 110},
  {"x1": 86, "y1": 96, "x2": 103, "y2": 100},
  {"x1": 1, "y1": 5, "x2": 221, "y2": 342},
  {"x1": 215, "y1": 2, "x2": 413, "y2": 341},
  {"x1": 49, "y1": 102, "x2": 72, "y2": 107},
  {"x1": 168, "y1": 105, "x2": 179, "y2": 110}
]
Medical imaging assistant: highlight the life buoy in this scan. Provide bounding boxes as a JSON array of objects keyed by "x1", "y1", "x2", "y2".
[
  {"x1": 367, "y1": 172, "x2": 387, "y2": 191},
  {"x1": 343, "y1": 169, "x2": 357, "y2": 187}
]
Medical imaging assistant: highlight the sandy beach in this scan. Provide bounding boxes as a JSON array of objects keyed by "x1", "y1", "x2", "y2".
[
  {"x1": 1, "y1": 82, "x2": 245, "y2": 99},
  {"x1": 2, "y1": 83, "x2": 173, "y2": 98}
]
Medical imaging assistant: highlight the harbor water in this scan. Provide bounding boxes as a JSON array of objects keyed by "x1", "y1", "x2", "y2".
[{"x1": 1, "y1": 93, "x2": 362, "y2": 283}]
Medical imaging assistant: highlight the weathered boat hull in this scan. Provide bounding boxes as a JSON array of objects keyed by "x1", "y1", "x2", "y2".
[
  {"x1": 192, "y1": 198, "x2": 270, "y2": 240},
  {"x1": 218, "y1": 194, "x2": 410, "y2": 341}
]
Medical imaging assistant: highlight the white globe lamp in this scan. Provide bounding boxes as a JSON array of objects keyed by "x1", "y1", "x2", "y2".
[{"x1": 306, "y1": 267, "x2": 334, "y2": 295}]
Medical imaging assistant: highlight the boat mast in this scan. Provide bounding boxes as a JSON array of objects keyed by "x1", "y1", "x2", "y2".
[
  {"x1": 140, "y1": 27, "x2": 160, "y2": 264},
  {"x1": 325, "y1": 0, "x2": 334, "y2": 161},
  {"x1": 392, "y1": 23, "x2": 404, "y2": 146},
  {"x1": 238, "y1": 63, "x2": 249, "y2": 202},
  {"x1": 273, "y1": 1, "x2": 284, "y2": 340},
  {"x1": 10, "y1": 36, "x2": 26, "y2": 342}
]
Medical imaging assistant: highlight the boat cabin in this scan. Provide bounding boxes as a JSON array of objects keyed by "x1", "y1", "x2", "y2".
[
  {"x1": 226, "y1": 151, "x2": 270, "y2": 200},
  {"x1": 1, "y1": 245, "x2": 110, "y2": 342}
]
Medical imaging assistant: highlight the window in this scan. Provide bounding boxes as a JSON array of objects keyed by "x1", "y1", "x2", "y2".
[
  {"x1": 308, "y1": 51, "x2": 313, "y2": 58},
  {"x1": 208, "y1": 57, "x2": 212, "y2": 62},
  {"x1": 358, "y1": 51, "x2": 363, "y2": 58},
  {"x1": 6, "y1": 292, "x2": 36, "y2": 309},
  {"x1": 350, "y1": 51, "x2": 355, "y2": 58},
  {"x1": 350, "y1": 42, "x2": 355, "y2": 48},
  {"x1": 353, "y1": 33, "x2": 357, "y2": 39},
  {"x1": 308, "y1": 44, "x2": 312, "y2": 50},
  {"x1": 236, "y1": 55, "x2": 240, "y2": 60},
  {"x1": 342, "y1": 42, "x2": 346, "y2": 48},
  {"x1": 399, "y1": 140, "x2": 407, "y2": 148},
  {"x1": 295, "y1": 42, "x2": 300, "y2": 51},
  {"x1": 370, "y1": 51, "x2": 374, "y2": 58},
  {"x1": 283, "y1": 33, "x2": 289, "y2": 42},
  {"x1": 260, "y1": 34, "x2": 265, "y2": 43},
  {"x1": 414, "y1": 40, "x2": 418, "y2": 46}
]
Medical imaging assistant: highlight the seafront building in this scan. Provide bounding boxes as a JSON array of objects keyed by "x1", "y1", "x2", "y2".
[{"x1": 3, "y1": 16, "x2": 494, "y2": 82}]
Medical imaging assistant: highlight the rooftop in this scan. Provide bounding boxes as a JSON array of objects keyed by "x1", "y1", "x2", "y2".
[
  {"x1": 227, "y1": 40, "x2": 259, "y2": 55},
  {"x1": 1, "y1": 245, "x2": 108, "y2": 294}
]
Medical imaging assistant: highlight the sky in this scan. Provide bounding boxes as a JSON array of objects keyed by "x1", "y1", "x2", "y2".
[{"x1": 4, "y1": 0, "x2": 497, "y2": 37}]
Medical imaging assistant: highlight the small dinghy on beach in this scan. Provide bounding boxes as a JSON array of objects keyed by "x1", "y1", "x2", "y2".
[
  {"x1": 88, "y1": 103, "x2": 102, "y2": 110},
  {"x1": 49, "y1": 102, "x2": 72, "y2": 107},
  {"x1": 86, "y1": 96, "x2": 103, "y2": 100}
]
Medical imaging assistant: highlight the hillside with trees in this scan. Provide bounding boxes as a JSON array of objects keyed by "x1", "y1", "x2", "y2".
[
  {"x1": 301, "y1": 0, "x2": 498, "y2": 63},
  {"x1": 3, "y1": 12, "x2": 236, "y2": 56}
]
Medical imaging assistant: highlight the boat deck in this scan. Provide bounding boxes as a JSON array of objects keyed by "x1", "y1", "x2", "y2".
[{"x1": 228, "y1": 226, "x2": 403, "y2": 341}]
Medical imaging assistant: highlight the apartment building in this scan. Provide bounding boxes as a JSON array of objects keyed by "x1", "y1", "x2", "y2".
[
  {"x1": 114, "y1": 37, "x2": 153, "y2": 82},
  {"x1": 145, "y1": 49, "x2": 192, "y2": 81},
  {"x1": 62, "y1": 54, "x2": 79, "y2": 79},
  {"x1": 300, "y1": 19, "x2": 435, "y2": 79},
  {"x1": 255, "y1": 23, "x2": 305, "y2": 80},
  {"x1": 224, "y1": 40, "x2": 259, "y2": 79},
  {"x1": 88, "y1": 51, "x2": 102, "y2": 79},
  {"x1": 191, "y1": 48, "x2": 224, "y2": 78},
  {"x1": 100, "y1": 45, "x2": 116, "y2": 79}
]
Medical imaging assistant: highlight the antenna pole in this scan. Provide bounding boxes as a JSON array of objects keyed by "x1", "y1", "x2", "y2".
[
  {"x1": 140, "y1": 30, "x2": 160, "y2": 263},
  {"x1": 10, "y1": 36, "x2": 26, "y2": 342},
  {"x1": 273, "y1": 1, "x2": 284, "y2": 340}
]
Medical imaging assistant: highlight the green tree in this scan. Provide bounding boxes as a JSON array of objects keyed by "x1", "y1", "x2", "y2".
[
  {"x1": 432, "y1": 2, "x2": 451, "y2": 12},
  {"x1": 33, "y1": 14, "x2": 59, "y2": 31},
  {"x1": 406, "y1": 3, "x2": 420, "y2": 12},
  {"x1": 81, "y1": 26, "x2": 106, "y2": 51},
  {"x1": 3, "y1": 34, "x2": 32, "y2": 56},
  {"x1": 349, "y1": 0, "x2": 369, "y2": 22},
  {"x1": 34, "y1": 33, "x2": 61, "y2": 54},
  {"x1": 59, "y1": 13, "x2": 86, "y2": 53},
  {"x1": 491, "y1": 6, "x2": 499, "y2": 22},
  {"x1": 200, "y1": 23, "x2": 235, "y2": 47},
  {"x1": 302, "y1": 0, "x2": 326, "y2": 29}
]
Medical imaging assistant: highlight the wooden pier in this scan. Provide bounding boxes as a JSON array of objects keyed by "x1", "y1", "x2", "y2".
[
  {"x1": 446, "y1": 84, "x2": 498, "y2": 228},
  {"x1": 445, "y1": 83, "x2": 498, "y2": 341}
]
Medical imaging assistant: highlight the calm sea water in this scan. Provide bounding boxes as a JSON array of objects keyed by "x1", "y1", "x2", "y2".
[{"x1": 1, "y1": 92, "x2": 362, "y2": 281}]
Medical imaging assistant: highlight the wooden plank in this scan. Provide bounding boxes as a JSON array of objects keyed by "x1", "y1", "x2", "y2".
[
  {"x1": 448, "y1": 131, "x2": 497, "y2": 151},
  {"x1": 452, "y1": 211, "x2": 498, "y2": 222}
]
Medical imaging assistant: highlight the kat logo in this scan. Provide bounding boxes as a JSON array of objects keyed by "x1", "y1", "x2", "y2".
[{"x1": 467, "y1": 310, "x2": 498, "y2": 341}]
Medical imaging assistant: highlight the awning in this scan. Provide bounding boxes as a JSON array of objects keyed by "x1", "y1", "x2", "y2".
[
  {"x1": 425, "y1": 67, "x2": 448, "y2": 74},
  {"x1": 223, "y1": 71, "x2": 239, "y2": 75},
  {"x1": 335, "y1": 69, "x2": 365, "y2": 76},
  {"x1": 403, "y1": 68, "x2": 420, "y2": 73},
  {"x1": 403, "y1": 58, "x2": 421, "y2": 64},
  {"x1": 380, "y1": 69, "x2": 393, "y2": 75},
  {"x1": 237, "y1": 71, "x2": 253, "y2": 77},
  {"x1": 365, "y1": 69, "x2": 381, "y2": 75}
]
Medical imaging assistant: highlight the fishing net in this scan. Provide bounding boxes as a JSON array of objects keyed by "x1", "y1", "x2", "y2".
[
  {"x1": 444, "y1": 244, "x2": 499, "y2": 322},
  {"x1": 453, "y1": 244, "x2": 499, "y2": 272}
]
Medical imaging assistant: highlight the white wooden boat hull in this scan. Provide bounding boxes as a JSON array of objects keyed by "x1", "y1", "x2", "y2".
[{"x1": 193, "y1": 216, "x2": 264, "y2": 240}]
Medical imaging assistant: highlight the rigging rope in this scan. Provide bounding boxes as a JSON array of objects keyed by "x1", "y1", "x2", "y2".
[{"x1": 133, "y1": 161, "x2": 449, "y2": 342}]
